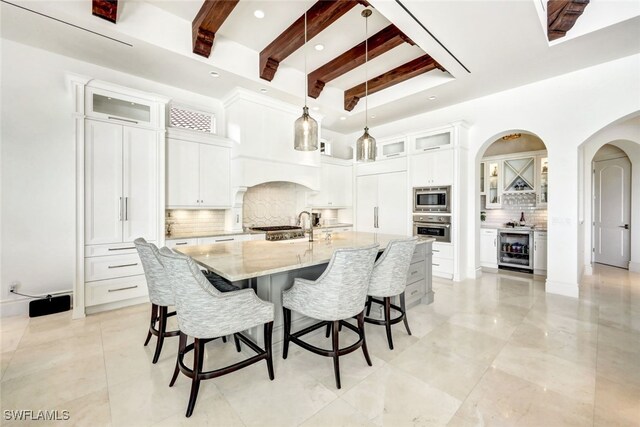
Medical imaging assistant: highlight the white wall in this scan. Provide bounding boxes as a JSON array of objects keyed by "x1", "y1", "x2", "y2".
[
  {"x1": 0, "y1": 39, "x2": 225, "y2": 315},
  {"x1": 349, "y1": 54, "x2": 640, "y2": 297},
  {"x1": 578, "y1": 116, "x2": 640, "y2": 275}
]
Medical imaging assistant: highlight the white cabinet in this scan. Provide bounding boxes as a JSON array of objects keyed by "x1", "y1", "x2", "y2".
[
  {"x1": 167, "y1": 138, "x2": 230, "y2": 208},
  {"x1": 356, "y1": 171, "x2": 408, "y2": 236},
  {"x1": 537, "y1": 156, "x2": 548, "y2": 208},
  {"x1": 431, "y1": 242, "x2": 454, "y2": 279},
  {"x1": 533, "y1": 231, "x2": 547, "y2": 275},
  {"x1": 166, "y1": 233, "x2": 265, "y2": 248},
  {"x1": 309, "y1": 160, "x2": 352, "y2": 208},
  {"x1": 480, "y1": 228, "x2": 498, "y2": 269},
  {"x1": 410, "y1": 149, "x2": 453, "y2": 186},
  {"x1": 85, "y1": 120, "x2": 158, "y2": 245},
  {"x1": 411, "y1": 130, "x2": 451, "y2": 152},
  {"x1": 485, "y1": 161, "x2": 502, "y2": 209},
  {"x1": 86, "y1": 88, "x2": 159, "y2": 128}
]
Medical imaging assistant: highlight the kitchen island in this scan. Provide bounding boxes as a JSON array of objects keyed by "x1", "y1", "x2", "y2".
[{"x1": 177, "y1": 232, "x2": 434, "y2": 344}]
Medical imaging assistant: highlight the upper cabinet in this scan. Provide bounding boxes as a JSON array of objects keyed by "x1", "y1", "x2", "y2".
[
  {"x1": 410, "y1": 149, "x2": 454, "y2": 186},
  {"x1": 502, "y1": 157, "x2": 535, "y2": 193},
  {"x1": 309, "y1": 158, "x2": 353, "y2": 208},
  {"x1": 376, "y1": 136, "x2": 407, "y2": 160},
  {"x1": 166, "y1": 133, "x2": 231, "y2": 209},
  {"x1": 411, "y1": 129, "x2": 451, "y2": 153},
  {"x1": 537, "y1": 156, "x2": 548, "y2": 208},
  {"x1": 486, "y1": 161, "x2": 501, "y2": 209},
  {"x1": 86, "y1": 87, "x2": 161, "y2": 129}
]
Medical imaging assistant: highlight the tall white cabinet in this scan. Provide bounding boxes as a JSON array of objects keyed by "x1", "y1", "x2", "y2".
[{"x1": 72, "y1": 78, "x2": 168, "y2": 318}]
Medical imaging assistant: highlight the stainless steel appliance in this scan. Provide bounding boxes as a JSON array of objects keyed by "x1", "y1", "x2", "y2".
[
  {"x1": 498, "y1": 229, "x2": 533, "y2": 270},
  {"x1": 413, "y1": 186, "x2": 451, "y2": 213},
  {"x1": 413, "y1": 214, "x2": 451, "y2": 242},
  {"x1": 250, "y1": 226, "x2": 305, "y2": 241}
]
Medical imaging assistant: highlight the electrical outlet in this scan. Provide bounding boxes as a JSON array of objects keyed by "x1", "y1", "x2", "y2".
[{"x1": 9, "y1": 281, "x2": 19, "y2": 294}]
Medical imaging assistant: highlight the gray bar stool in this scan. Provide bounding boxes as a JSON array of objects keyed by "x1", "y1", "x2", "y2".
[
  {"x1": 364, "y1": 237, "x2": 418, "y2": 350},
  {"x1": 282, "y1": 244, "x2": 379, "y2": 389}
]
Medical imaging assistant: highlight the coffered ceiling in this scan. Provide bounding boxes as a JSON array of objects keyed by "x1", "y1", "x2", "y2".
[{"x1": 1, "y1": 0, "x2": 639, "y2": 133}]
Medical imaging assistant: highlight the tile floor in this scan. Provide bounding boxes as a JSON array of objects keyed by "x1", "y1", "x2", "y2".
[{"x1": 1, "y1": 264, "x2": 639, "y2": 426}]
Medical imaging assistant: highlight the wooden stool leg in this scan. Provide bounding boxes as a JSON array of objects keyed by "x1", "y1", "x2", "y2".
[
  {"x1": 264, "y1": 321, "x2": 275, "y2": 380},
  {"x1": 233, "y1": 334, "x2": 241, "y2": 352},
  {"x1": 400, "y1": 292, "x2": 412, "y2": 336},
  {"x1": 325, "y1": 322, "x2": 331, "y2": 338},
  {"x1": 144, "y1": 303, "x2": 157, "y2": 346},
  {"x1": 222, "y1": 336, "x2": 227, "y2": 343},
  {"x1": 365, "y1": 296, "x2": 373, "y2": 316},
  {"x1": 384, "y1": 297, "x2": 394, "y2": 350},
  {"x1": 186, "y1": 338, "x2": 204, "y2": 417},
  {"x1": 282, "y1": 307, "x2": 291, "y2": 359},
  {"x1": 357, "y1": 311, "x2": 372, "y2": 366},
  {"x1": 332, "y1": 320, "x2": 341, "y2": 389},
  {"x1": 170, "y1": 332, "x2": 187, "y2": 387},
  {"x1": 152, "y1": 306, "x2": 167, "y2": 363}
]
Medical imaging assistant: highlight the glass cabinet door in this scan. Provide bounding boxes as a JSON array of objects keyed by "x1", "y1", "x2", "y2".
[
  {"x1": 480, "y1": 162, "x2": 486, "y2": 194},
  {"x1": 486, "y1": 161, "x2": 501, "y2": 208},
  {"x1": 538, "y1": 157, "x2": 548, "y2": 206}
]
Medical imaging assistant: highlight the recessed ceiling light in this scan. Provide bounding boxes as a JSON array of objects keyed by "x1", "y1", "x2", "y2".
[
  {"x1": 209, "y1": 71, "x2": 220, "y2": 77},
  {"x1": 312, "y1": 106, "x2": 320, "y2": 111},
  {"x1": 339, "y1": 116, "x2": 346, "y2": 121},
  {"x1": 370, "y1": 114, "x2": 376, "y2": 119},
  {"x1": 260, "y1": 88, "x2": 268, "y2": 93},
  {"x1": 428, "y1": 95, "x2": 437, "y2": 100},
  {"x1": 314, "y1": 44, "x2": 324, "y2": 51},
  {"x1": 254, "y1": 10, "x2": 265, "y2": 19}
]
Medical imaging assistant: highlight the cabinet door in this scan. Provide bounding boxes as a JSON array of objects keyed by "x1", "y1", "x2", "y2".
[
  {"x1": 167, "y1": 139, "x2": 200, "y2": 207},
  {"x1": 122, "y1": 127, "x2": 158, "y2": 242},
  {"x1": 199, "y1": 144, "x2": 231, "y2": 207},
  {"x1": 410, "y1": 150, "x2": 452, "y2": 186},
  {"x1": 410, "y1": 151, "x2": 433, "y2": 186},
  {"x1": 356, "y1": 174, "x2": 378, "y2": 233},
  {"x1": 533, "y1": 233, "x2": 547, "y2": 271},
  {"x1": 377, "y1": 171, "x2": 408, "y2": 236},
  {"x1": 485, "y1": 161, "x2": 502, "y2": 209},
  {"x1": 480, "y1": 230, "x2": 498, "y2": 267},
  {"x1": 85, "y1": 120, "x2": 123, "y2": 245}
]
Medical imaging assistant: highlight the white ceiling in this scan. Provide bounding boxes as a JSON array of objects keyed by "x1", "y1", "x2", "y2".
[{"x1": 1, "y1": 0, "x2": 639, "y2": 133}]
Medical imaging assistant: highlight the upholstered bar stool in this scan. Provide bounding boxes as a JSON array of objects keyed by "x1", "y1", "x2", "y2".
[
  {"x1": 159, "y1": 248, "x2": 275, "y2": 418},
  {"x1": 282, "y1": 244, "x2": 379, "y2": 389},
  {"x1": 364, "y1": 237, "x2": 418, "y2": 350},
  {"x1": 135, "y1": 238, "x2": 181, "y2": 363}
]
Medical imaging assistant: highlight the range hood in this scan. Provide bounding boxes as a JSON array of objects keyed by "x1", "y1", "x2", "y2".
[{"x1": 224, "y1": 88, "x2": 321, "y2": 191}]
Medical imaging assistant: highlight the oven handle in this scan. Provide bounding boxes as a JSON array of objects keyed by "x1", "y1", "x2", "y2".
[{"x1": 414, "y1": 223, "x2": 451, "y2": 228}]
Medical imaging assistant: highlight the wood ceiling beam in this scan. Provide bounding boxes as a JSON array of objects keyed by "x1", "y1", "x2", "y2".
[
  {"x1": 547, "y1": 0, "x2": 590, "y2": 41},
  {"x1": 308, "y1": 24, "x2": 414, "y2": 99},
  {"x1": 344, "y1": 54, "x2": 445, "y2": 111},
  {"x1": 259, "y1": 0, "x2": 367, "y2": 82},
  {"x1": 92, "y1": 0, "x2": 118, "y2": 23},
  {"x1": 192, "y1": 0, "x2": 240, "y2": 58}
]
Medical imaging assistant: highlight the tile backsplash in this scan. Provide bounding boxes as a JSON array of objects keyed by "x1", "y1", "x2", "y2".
[
  {"x1": 243, "y1": 181, "x2": 309, "y2": 227},
  {"x1": 481, "y1": 194, "x2": 547, "y2": 228},
  {"x1": 165, "y1": 209, "x2": 225, "y2": 237}
]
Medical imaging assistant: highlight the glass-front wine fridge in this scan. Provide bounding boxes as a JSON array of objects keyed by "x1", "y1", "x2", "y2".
[{"x1": 498, "y1": 230, "x2": 533, "y2": 271}]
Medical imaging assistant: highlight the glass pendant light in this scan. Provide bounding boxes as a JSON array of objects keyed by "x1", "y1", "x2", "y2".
[
  {"x1": 294, "y1": 11, "x2": 318, "y2": 151},
  {"x1": 356, "y1": 8, "x2": 376, "y2": 162}
]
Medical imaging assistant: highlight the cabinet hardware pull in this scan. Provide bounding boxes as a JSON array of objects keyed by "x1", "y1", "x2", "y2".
[
  {"x1": 175, "y1": 242, "x2": 188, "y2": 245},
  {"x1": 216, "y1": 238, "x2": 234, "y2": 242},
  {"x1": 433, "y1": 249, "x2": 440, "y2": 252},
  {"x1": 108, "y1": 116, "x2": 138, "y2": 124},
  {"x1": 108, "y1": 247, "x2": 135, "y2": 251},
  {"x1": 386, "y1": 153, "x2": 400, "y2": 157},
  {"x1": 124, "y1": 197, "x2": 128, "y2": 221},
  {"x1": 108, "y1": 285, "x2": 138, "y2": 293},
  {"x1": 494, "y1": 238, "x2": 496, "y2": 247},
  {"x1": 108, "y1": 263, "x2": 138, "y2": 269},
  {"x1": 423, "y1": 147, "x2": 440, "y2": 151},
  {"x1": 411, "y1": 290, "x2": 418, "y2": 295},
  {"x1": 411, "y1": 271, "x2": 418, "y2": 275},
  {"x1": 119, "y1": 197, "x2": 123, "y2": 221},
  {"x1": 432, "y1": 263, "x2": 440, "y2": 266},
  {"x1": 236, "y1": 214, "x2": 240, "y2": 223}
]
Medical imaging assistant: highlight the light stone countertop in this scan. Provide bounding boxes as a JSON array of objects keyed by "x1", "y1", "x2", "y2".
[
  {"x1": 166, "y1": 230, "x2": 266, "y2": 240},
  {"x1": 481, "y1": 224, "x2": 547, "y2": 232},
  {"x1": 176, "y1": 231, "x2": 434, "y2": 282}
]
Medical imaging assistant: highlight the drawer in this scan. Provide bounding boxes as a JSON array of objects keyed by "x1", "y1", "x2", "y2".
[
  {"x1": 249, "y1": 233, "x2": 266, "y2": 241},
  {"x1": 432, "y1": 243, "x2": 454, "y2": 259},
  {"x1": 198, "y1": 236, "x2": 239, "y2": 244},
  {"x1": 166, "y1": 238, "x2": 198, "y2": 248},
  {"x1": 432, "y1": 256, "x2": 454, "y2": 275},
  {"x1": 85, "y1": 275, "x2": 148, "y2": 307},
  {"x1": 404, "y1": 280, "x2": 424, "y2": 303},
  {"x1": 407, "y1": 260, "x2": 426, "y2": 283},
  {"x1": 411, "y1": 244, "x2": 427, "y2": 263},
  {"x1": 85, "y1": 242, "x2": 153, "y2": 257},
  {"x1": 481, "y1": 228, "x2": 498, "y2": 236},
  {"x1": 85, "y1": 253, "x2": 143, "y2": 282}
]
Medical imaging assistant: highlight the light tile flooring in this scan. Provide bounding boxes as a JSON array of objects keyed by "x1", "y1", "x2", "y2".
[{"x1": 1, "y1": 264, "x2": 639, "y2": 426}]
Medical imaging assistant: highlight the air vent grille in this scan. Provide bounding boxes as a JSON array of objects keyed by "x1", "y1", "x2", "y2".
[{"x1": 169, "y1": 105, "x2": 216, "y2": 134}]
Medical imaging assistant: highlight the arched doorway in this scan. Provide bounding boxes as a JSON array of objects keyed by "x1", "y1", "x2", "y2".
[{"x1": 475, "y1": 131, "x2": 549, "y2": 276}]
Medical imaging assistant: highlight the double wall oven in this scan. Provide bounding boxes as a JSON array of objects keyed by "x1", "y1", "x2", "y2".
[{"x1": 413, "y1": 186, "x2": 452, "y2": 242}]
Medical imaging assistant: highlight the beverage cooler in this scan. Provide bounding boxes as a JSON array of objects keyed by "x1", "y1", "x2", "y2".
[{"x1": 497, "y1": 230, "x2": 533, "y2": 271}]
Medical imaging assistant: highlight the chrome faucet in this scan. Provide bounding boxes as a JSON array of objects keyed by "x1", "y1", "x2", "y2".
[{"x1": 297, "y1": 211, "x2": 313, "y2": 242}]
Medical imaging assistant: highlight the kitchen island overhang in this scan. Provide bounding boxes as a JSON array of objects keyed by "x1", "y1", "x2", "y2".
[{"x1": 176, "y1": 232, "x2": 434, "y2": 345}]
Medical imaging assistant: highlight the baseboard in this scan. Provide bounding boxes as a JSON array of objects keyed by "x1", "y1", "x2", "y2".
[
  {"x1": 85, "y1": 295, "x2": 149, "y2": 315},
  {"x1": 466, "y1": 267, "x2": 482, "y2": 279},
  {"x1": 0, "y1": 298, "x2": 31, "y2": 317},
  {"x1": 545, "y1": 279, "x2": 579, "y2": 298},
  {"x1": 583, "y1": 264, "x2": 594, "y2": 276},
  {"x1": 629, "y1": 261, "x2": 640, "y2": 273}
]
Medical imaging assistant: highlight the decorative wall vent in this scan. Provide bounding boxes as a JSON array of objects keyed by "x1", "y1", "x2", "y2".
[{"x1": 169, "y1": 105, "x2": 216, "y2": 134}]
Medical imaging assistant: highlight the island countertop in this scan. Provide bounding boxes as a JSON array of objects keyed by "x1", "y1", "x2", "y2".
[{"x1": 176, "y1": 231, "x2": 434, "y2": 282}]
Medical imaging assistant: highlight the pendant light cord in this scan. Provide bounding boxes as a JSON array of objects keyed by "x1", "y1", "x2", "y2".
[
  {"x1": 304, "y1": 11, "x2": 308, "y2": 109},
  {"x1": 364, "y1": 12, "x2": 369, "y2": 129}
]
